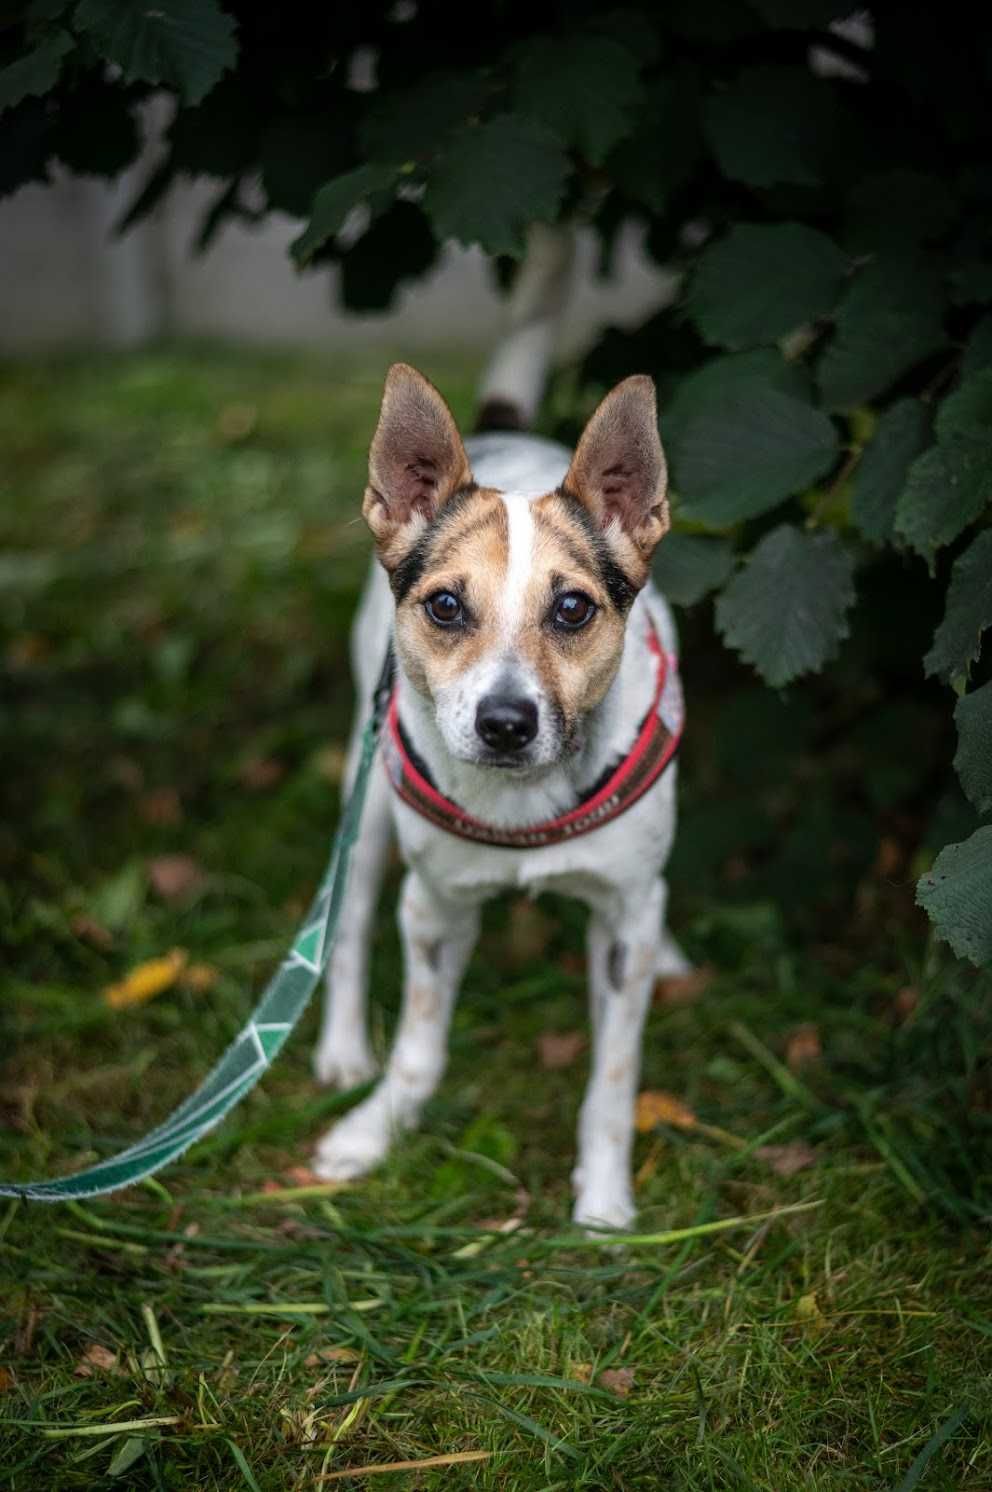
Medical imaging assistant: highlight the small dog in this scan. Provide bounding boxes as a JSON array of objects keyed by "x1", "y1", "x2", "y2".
[{"x1": 313, "y1": 231, "x2": 689, "y2": 1228}]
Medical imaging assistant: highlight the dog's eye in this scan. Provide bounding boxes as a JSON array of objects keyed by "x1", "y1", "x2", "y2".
[
  {"x1": 551, "y1": 591, "x2": 597, "y2": 630},
  {"x1": 425, "y1": 590, "x2": 463, "y2": 626}
]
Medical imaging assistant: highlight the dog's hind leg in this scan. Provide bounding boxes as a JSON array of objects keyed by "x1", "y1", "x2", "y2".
[
  {"x1": 313, "y1": 743, "x2": 393, "y2": 1090},
  {"x1": 313, "y1": 871, "x2": 479, "y2": 1180}
]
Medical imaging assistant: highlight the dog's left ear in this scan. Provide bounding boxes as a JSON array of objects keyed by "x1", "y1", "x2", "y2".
[
  {"x1": 564, "y1": 375, "x2": 669, "y2": 578},
  {"x1": 364, "y1": 363, "x2": 473, "y2": 570}
]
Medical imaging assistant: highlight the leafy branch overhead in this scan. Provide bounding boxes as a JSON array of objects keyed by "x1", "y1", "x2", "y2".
[{"x1": 3, "y1": 0, "x2": 991, "y2": 963}]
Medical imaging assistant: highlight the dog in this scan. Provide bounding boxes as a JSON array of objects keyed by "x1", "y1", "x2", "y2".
[{"x1": 312, "y1": 228, "x2": 689, "y2": 1229}]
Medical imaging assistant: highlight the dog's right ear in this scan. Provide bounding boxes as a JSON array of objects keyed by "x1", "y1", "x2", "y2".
[{"x1": 363, "y1": 364, "x2": 473, "y2": 570}]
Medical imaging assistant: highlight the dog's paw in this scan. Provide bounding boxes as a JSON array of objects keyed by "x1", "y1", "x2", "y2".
[
  {"x1": 312, "y1": 1107, "x2": 389, "y2": 1181},
  {"x1": 572, "y1": 1186, "x2": 636, "y2": 1236},
  {"x1": 312, "y1": 1039, "x2": 378, "y2": 1091}
]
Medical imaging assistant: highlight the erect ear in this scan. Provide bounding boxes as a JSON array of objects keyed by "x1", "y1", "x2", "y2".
[
  {"x1": 564, "y1": 375, "x2": 669, "y2": 577},
  {"x1": 363, "y1": 363, "x2": 473, "y2": 569}
]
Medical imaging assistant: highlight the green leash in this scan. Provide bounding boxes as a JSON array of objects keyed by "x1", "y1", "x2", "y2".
[{"x1": 0, "y1": 650, "x2": 395, "y2": 1203}]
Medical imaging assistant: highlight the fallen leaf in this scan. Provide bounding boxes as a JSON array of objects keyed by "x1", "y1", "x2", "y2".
[
  {"x1": 104, "y1": 949, "x2": 187, "y2": 1010},
  {"x1": 874, "y1": 836, "x2": 903, "y2": 879},
  {"x1": 70, "y1": 914, "x2": 113, "y2": 950},
  {"x1": 147, "y1": 854, "x2": 205, "y2": 901},
  {"x1": 795, "y1": 1291, "x2": 826, "y2": 1331},
  {"x1": 304, "y1": 1346, "x2": 360, "y2": 1367},
  {"x1": 238, "y1": 757, "x2": 285, "y2": 791},
  {"x1": 139, "y1": 787, "x2": 183, "y2": 825},
  {"x1": 785, "y1": 1024, "x2": 821, "y2": 1072},
  {"x1": 654, "y1": 965, "x2": 714, "y2": 1006},
  {"x1": 216, "y1": 402, "x2": 257, "y2": 442},
  {"x1": 507, "y1": 897, "x2": 553, "y2": 964},
  {"x1": 757, "y1": 1141, "x2": 818, "y2": 1177},
  {"x1": 0, "y1": 1368, "x2": 14, "y2": 1392},
  {"x1": 635, "y1": 1089, "x2": 697, "y2": 1134},
  {"x1": 313, "y1": 744, "x2": 349, "y2": 784},
  {"x1": 5, "y1": 633, "x2": 49, "y2": 669},
  {"x1": 537, "y1": 1031, "x2": 585, "y2": 1070},
  {"x1": 283, "y1": 1166, "x2": 322, "y2": 1187},
  {"x1": 598, "y1": 1367, "x2": 635, "y2": 1397},
  {"x1": 570, "y1": 1362, "x2": 593, "y2": 1384},
  {"x1": 892, "y1": 985, "x2": 919, "y2": 1022},
  {"x1": 182, "y1": 963, "x2": 219, "y2": 992},
  {"x1": 74, "y1": 1343, "x2": 120, "y2": 1377}
]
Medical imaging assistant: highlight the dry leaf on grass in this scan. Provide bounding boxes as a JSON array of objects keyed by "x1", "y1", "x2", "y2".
[
  {"x1": 304, "y1": 1346, "x2": 360, "y2": 1367},
  {"x1": 537, "y1": 1031, "x2": 585, "y2": 1070},
  {"x1": 238, "y1": 756, "x2": 285, "y2": 791},
  {"x1": 283, "y1": 1166, "x2": 322, "y2": 1187},
  {"x1": 138, "y1": 787, "x2": 183, "y2": 825},
  {"x1": 654, "y1": 965, "x2": 714, "y2": 1006},
  {"x1": 785, "y1": 1024, "x2": 821, "y2": 1071},
  {"x1": 757, "y1": 1141, "x2": 818, "y2": 1177},
  {"x1": 104, "y1": 949, "x2": 187, "y2": 1009},
  {"x1": 507, "y1": 897, "x2": 553, "y2": 964},
  {"x1": 74, "y1": 1344, "x2": 120, "y2": 1377},
  {"x1": 635, "y1": 1089, "x2": 697, "y2": 1133},
  {"x1": 598, "y1": 1367, "x2": 635, "y2": 1397},
  {"x1": 795, "y1": 1292, "x2": 826, "y2": 1332},
  {"x1": 570, "y1": 1362, "x2": 593, "y2": 1384},
  {"x1": 313, "y1": 744, "x2": 348, "y2": 784},
  {"x1": 147, "y1": 854, "x2": 205, "y2": 901},
  {"x1": 0, "y1": 1368, "x2": 14, "y2": 1392},
  {"x1": 70, "y1": 914, "x2": 113, "y2": 950},
  {"x1": 892, "y1": 985, "x2": 919, "y2": 1022},
  {"x1": 182, "y1": 962, "x2": 218, "y2": 992}
]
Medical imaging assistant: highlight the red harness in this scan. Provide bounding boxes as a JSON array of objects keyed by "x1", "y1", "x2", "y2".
[{"x1": 382, "y1": 620, "x2": 684, "y2": 850}]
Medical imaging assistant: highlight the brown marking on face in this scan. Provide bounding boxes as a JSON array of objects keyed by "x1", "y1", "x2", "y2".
[{"x1": 393, "y1": 487, "x2": 510, "y2": 696}]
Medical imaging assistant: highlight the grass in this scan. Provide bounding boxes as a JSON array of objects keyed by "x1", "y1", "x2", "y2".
[{"x1": 1, "y1": 345, "x2": 991, "y2": 1490}]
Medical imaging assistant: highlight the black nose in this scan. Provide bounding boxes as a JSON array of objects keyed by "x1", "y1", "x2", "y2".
[{"x1": 475, "y1": 695, "x2": 538, "y2": 753}]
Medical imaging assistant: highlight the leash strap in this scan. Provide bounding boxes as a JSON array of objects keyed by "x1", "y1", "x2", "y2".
[{"x1": 0, "y1": 648, "x2": 396, "y2": 1202}]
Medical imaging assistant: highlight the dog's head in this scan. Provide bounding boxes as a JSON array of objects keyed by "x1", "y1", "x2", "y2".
[{"x1": 363, "y1": 363, "x2": 669, "y2": 772}]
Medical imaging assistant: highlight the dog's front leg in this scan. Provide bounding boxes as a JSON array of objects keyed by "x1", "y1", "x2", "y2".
[
  {"x1": 313, "y1": 870, "x2": 479, "y2": 1181},
  {"x1": 573, "y1": 879, "x2": 665, "y2": 1231}
]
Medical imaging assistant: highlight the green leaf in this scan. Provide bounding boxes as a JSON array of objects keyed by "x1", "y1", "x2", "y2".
[
  {"x1": 818, "y1": 256, "x2": 946, "y2": 410},
  {"x1": 962, "y1": 312, "x2": 992, "y2": 378},
  {"x1": 917, "y1": 828, "x2": 992, "y2": 967},
  {"x1": 0, "y1": 29, "x2": 72, "y2": 115},
  {"x1": 74, "y1": 0, "x2": 237, "y2": 106},
  {"x1": 290, "y1": 164, "x2": 399, "y2": 268},
  {"x1": 669, "y1": 381, "x2": 839, "y2": 526},
  {"x1": 895, "y1": 373, "x2": 992, "y2": 558},
  {"x1": 850, "y1": 399, "x2": 930, "y2": 545},
  {"x1": 924, "y1": 529, "x2": 992, "y2": 683},
  {"x1": 954, "y1": 682, "x2": 992, "y2": 815},
  {"x1": 651, "y1": 533, "x2": 735, "y2": 606},
  {"x1": 260, "y1": 116, "x2": 354, "y2": 219},
  {"x1": 686, "y1": 222, "x2": 848, "y2": 350},
  {"x1": 844, "y1": 171, "x2": 956, "y2": 254},
  {"x1": 423, "y1": 115, "x2": 568, "y2": 257},
  {"x1": 715, "y1": 524, "x2": 855, "y2": 686},
  {"x1": 608, "y1": 71, "x2": 700, "y2": 212},
  {"x1": 360, "y1": 71, "x2": 482, "y2": 167},
  {"x1": 339, "y1": 201, "x2": 437, "y2": 313},
  {"x1": 703, "y1": 66, "x2": 839, "y2": 188},
  {"x1": 108, "y1": 1436, "x2": 149, "y2": 1477},
  {"x1": 513, "y1": 34, "x2": 642, "y2": 165}
]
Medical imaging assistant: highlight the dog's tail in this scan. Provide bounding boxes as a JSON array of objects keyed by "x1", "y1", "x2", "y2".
[{"x1": 475, "y1": 222, "x2": 575, "y2": 433}]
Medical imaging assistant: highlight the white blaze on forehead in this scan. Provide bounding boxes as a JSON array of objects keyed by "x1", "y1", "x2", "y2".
[{"x1": 499, "y1": 492, "x2": 536, "y2": 641}]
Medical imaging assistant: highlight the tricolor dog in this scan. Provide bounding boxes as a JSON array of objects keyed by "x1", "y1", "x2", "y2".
[{"x1": 313, "y1": 231, "x2": 689, "y2": 1229}]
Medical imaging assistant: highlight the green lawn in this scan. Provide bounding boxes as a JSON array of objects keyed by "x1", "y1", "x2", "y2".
[{"x1": 1, "y1": 348, "x2": 990, "y2": 1490}]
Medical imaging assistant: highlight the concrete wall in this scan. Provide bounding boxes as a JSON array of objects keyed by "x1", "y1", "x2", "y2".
[{"x1": 0, "y1": 152, "x2": 676, "y2": 357}]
